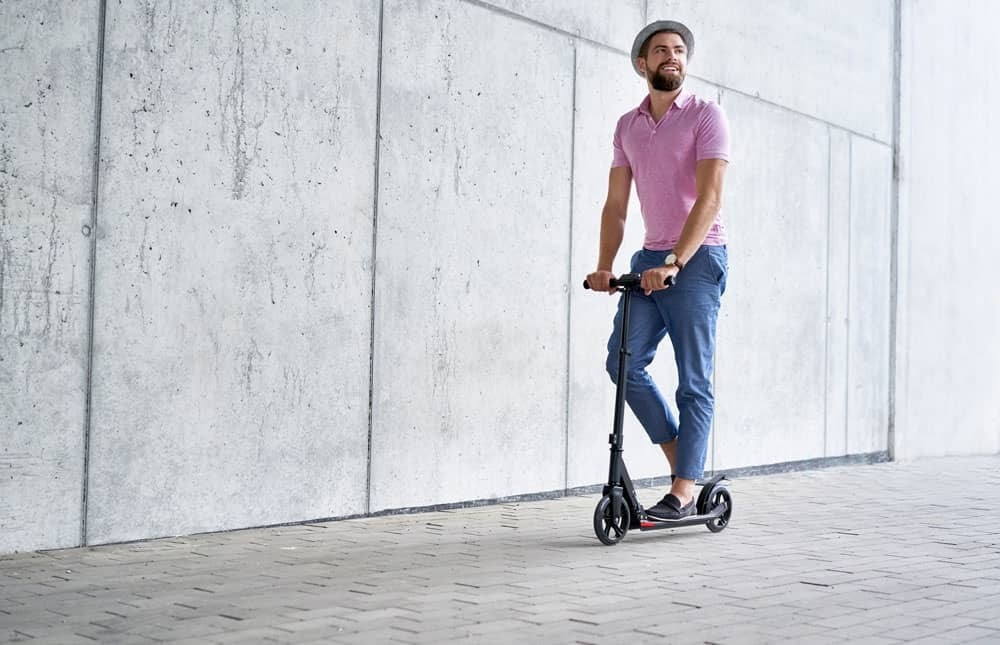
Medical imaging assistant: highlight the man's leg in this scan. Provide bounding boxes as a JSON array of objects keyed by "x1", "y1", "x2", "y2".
[
  {"x1": 664, "y1": 246, "x2": 726, "y2": 507},
  {"x1": 605, "y1": 250, "x2": 681, "y2": 447},
  {"x1": 666, "y1": 306, "x2": 717, "y2": 507},
  {"x1": 605, "y1": 291, "x2": 678, "y2": 446},
  {"x1": 658, "y1": 440, "x2": 677, "y2": 476},
  {"x1": 642, "y1": 246, "x2": 726, "y2": 520}
]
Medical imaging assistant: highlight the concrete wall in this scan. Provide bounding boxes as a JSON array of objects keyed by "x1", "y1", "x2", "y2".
[
  {"x1": 2, "y1": 0, "x2": 997, "y2": 553},
  {"x1": 1, "y1": 1, "x2": 99, "y2": 552},
  {"x1": 85, "y1": 2, "x2": 380, "y2": 544},
  {"x1": 370, "y1": 0, "x2": 576, "y2": 509},
  {"x1": 895, "y1": 0, "x2": 1000, "y2": 458}
]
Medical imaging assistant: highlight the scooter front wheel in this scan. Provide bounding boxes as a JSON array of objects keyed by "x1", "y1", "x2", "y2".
[{"x1": 593, "y1": 495, "x2": 629, "y2": 545}]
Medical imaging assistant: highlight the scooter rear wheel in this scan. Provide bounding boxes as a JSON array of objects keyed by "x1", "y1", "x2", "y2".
[
  {"x1": 594, "y1": 495, "x2": 630, "y2": 545},
  {"x1": 706, "y1": 485, "x2": 733, "y2": 533}
]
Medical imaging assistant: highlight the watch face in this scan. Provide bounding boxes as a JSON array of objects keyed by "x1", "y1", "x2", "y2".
[{"x1": 665, "y1": 253, "x2": 677, "y2": 266}]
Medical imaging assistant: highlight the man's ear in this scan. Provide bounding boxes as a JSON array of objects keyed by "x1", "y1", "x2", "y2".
[{"x1": 635, "y1": 57, "x2": 647, "y2": 75}]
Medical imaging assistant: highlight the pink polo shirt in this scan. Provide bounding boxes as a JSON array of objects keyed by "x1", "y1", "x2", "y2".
[{"x1": 612, "y1": 90, "x2": 730, "y2": 250}]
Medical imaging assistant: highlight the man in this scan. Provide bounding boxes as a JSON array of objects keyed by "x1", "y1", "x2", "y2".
[{"x1": 585, "y1": 20, "x2": 730, "y2": 521}]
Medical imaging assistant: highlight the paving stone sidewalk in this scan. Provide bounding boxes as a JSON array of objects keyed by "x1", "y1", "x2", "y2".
[{"x1": 2, "y1": 455, "x2": 999, "y2": 644}]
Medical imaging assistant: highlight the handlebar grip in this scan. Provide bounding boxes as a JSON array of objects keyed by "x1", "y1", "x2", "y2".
[{"x1": 584, "y1": 274, "x2": 676, "y2": 290}]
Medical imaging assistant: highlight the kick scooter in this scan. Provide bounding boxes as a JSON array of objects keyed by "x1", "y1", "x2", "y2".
[{"x1": 584, "y1": 273, "x2": 733, "y2": 545}]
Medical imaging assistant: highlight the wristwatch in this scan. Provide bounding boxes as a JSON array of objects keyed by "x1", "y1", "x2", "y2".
[{"x1": 664, "y1": 252, "x2": 684, "y2": 271}]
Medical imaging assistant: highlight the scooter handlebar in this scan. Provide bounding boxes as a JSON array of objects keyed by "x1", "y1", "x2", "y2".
[{"x1": 583, "y1": 273, "x2": 675, "y2": 290}]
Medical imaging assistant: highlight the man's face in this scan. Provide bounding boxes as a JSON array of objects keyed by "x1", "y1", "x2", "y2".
[{"x1": 639, "y1": 32, "x2": 687, "y2": 92}]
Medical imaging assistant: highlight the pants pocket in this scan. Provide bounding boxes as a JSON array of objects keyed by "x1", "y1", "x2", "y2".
[{"x1": 707, "y1": 246, "x2": 728, "y2": 295}]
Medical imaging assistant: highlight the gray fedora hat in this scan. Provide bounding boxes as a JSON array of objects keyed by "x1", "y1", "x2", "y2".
[{"x1": 631, "y1": 20, "x2": 694, "y2": 77}]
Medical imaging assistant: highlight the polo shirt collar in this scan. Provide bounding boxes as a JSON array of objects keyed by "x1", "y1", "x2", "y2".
[{"x1": 638, "y1": 87, "x2": 694, "y2": 116}]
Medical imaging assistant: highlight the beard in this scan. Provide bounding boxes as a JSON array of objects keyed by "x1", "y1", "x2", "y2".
[{"x1": 649, "y1": 67, "x2": 684, "y2": 92}]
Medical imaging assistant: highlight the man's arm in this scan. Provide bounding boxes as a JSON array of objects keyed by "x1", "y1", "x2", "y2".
[
  {"x1": 639, "y1": 158, "x2": 727, "y2": 294},
  {"x1": 587, "y1": 166, "x2": 633, "y2": 294},
  {"x1": 673, "y1": 158, "x2": 728, "y2": 264}
]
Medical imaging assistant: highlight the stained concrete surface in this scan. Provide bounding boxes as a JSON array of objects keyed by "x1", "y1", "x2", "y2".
[
  {"x1": 370, "y1": 0, "x2": 574, "y2": 510},
  {"x1": 0, "y1": 0, "x2": 100, "y2": 552},
  {"x1": 84, "y1": 2, "x2": 380, "y2": 544}
]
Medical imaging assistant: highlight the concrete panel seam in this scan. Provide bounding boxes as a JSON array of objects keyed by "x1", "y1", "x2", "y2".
[
  {"x1": 460, "y1": 0, "x2": 627, "y2": 56},
  {"x1": 717, "y1": 83, "x2": 893, "y2": 147},
  {"x1": 824, "y1": 125, "x2": 832, "y2": 457},
  {"x1": 711, "y1": 86, "x2": 723, "y2": 472},
  {"x1": 845, "y1": 137, "x2": 853, "y2": 455},
  {"x1": 366, "y1": 0, "x2": 386, "y2": 516},
  {"x1": 81, "y1": 0, "x2": 110, "y2": 549},
  {"x1": 887, "y1": 0, "x2": 902, "y2": 460},
  {"x1": 563, "y1": 42, "x2": 577, "y2": 493}
]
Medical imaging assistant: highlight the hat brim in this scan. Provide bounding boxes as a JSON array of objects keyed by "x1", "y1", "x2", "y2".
[{"x1": 631, "y1": 20, "x2": 694, "y2": 77}]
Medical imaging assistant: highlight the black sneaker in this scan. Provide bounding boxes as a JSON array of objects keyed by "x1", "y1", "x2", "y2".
[{"x1": 646, "y1": 493, "x2": 696, "y2": 521}]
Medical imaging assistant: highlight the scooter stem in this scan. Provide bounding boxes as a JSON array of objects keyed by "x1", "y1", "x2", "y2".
[{"x1": 608, "y1": 287, "x2": 632, "y2": 486}]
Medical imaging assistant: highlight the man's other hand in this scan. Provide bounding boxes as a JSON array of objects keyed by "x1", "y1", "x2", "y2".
[{"x1": 585, "y1": 270, "x2": 617, "y2": 294}]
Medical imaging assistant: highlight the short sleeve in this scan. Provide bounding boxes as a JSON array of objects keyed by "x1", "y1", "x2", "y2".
[
  {"x1": 695, "y1": 102, "x2": 730, "y2": 162},
  {"x1": 611, "y1": 119, "x2": 630, "y2": 168}
]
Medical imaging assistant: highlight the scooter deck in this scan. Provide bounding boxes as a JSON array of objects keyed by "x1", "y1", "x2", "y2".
[{"x1": 637, "y1": 503, "x2": 727, "y2": 531}]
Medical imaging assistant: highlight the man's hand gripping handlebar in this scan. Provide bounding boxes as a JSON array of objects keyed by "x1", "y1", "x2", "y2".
[{"x1": 583, "y1": 271, "x2": 676, "y2": 295}]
